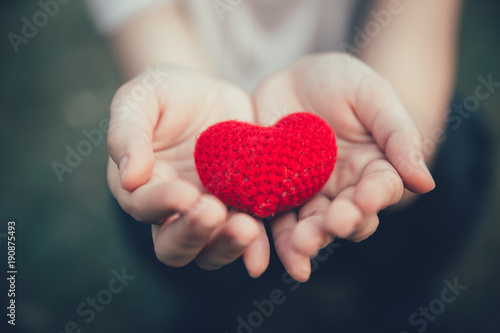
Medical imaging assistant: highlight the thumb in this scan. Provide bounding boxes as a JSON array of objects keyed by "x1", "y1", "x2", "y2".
[
  {"x1": 107, "y1": 84, "x2": 157, "y2": 191},
  {"x1": 355, "y1": 75, "x2": 435, "y2": 193}
]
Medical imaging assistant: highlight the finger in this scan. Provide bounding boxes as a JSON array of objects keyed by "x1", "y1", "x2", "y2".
[
  {"x1": 107, "y1": 79, "x2": 158, "y2": 191},
  {"x1": 151, "y1": 195, "x2": 226, "y2": 267},
  {"x1": 349, "y1": 214, "x2": 379, "y2": 243},
  {"x1": 108, "y1": 161, "x2": 203, "y2": 223},
  {"x1": 325, "y1": 187, "x2": 363, "y2": 239},
  {"x1": 292, "y1": 195, "x2": 333, "y2": 257},
  {"x1": 195, "y1": 213, "x2": 261, "y2": 271},
  {"x1": 271, "y1": 211, "x2": 311, "y2": 282},
  {"x1": 353, "y1": 159, "x2": 405, "y2": 215},
  {"x1": 242, "y1": 220, "x2": 270, "y2": 278},
  {"x1": 354, "y1": 74, "x2": 435, "y2": 193},
  {"x1": 325, "y1": 187, "x2": 379, "y2": 242}
]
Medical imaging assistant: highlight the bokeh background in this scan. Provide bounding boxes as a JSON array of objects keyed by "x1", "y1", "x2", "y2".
[{"x1": 0, "y1": 1, "x2": 499, "y2": 332}]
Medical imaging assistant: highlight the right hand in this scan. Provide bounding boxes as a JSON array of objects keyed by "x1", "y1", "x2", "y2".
[
  {"x1": 252, "y1": 53, "x2": 436, "y2": 282},
  {"x1": 107, "y1": 65, "x2": 270, "y2": 277}
]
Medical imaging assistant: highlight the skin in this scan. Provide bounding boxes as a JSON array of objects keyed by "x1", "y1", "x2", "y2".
[
  {"x1": 252, "y1": 53, "x2": 436, "y2": 280},
  {"x1": 107, "y1": 67, "x2": 270, "y2": 277},
  {"x1": 107, "y1": 0, "x2": 461, "y2": 281}
]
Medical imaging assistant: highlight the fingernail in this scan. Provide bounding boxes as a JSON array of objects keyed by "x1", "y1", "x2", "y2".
[
  {"x1": 119, "y1": 156, "x2": 128, "y2": 183},
  {"x1": 418, "y1": 158, "x2": 435, "y2": 184}
]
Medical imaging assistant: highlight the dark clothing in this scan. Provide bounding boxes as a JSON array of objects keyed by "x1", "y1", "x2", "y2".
[{"x1": 118, "y1": 102, "x2": 494, "y2": 333}]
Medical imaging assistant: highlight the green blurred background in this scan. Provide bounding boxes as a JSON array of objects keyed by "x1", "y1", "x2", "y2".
[{"x1": 0, "y1": 1, "x2": 499, "y2": 332}]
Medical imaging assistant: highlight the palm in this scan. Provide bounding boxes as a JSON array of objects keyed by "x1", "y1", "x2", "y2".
[
  {"x1": 254, "y1": 71, "x2": 385, "y2": 202},
  {"x1": 146, "y1": 75, "x2": 255, "y2": 193},
  {"x1": 108, "y1": 67, "x2": 269, "y2": 278},
  {"x1": 323, "y1": 138, "x2": 385, "y2": 198},
  {"x1": 252, "y1": 54, "x2": 434, "y2": 282}
]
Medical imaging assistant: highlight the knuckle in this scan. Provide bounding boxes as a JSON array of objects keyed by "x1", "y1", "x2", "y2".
[
  {"x1": 413, "y1": 127, "x2": 425, "y2": 149},
  {"x1": 111, "y1": 84, "x2": 130, "y2": 103},
  {"x1": 358, "y1": 71, "x2": 391, "y2": 98},
  {"x1": 350, "y1": 218, "x2": 363, "y2": 233},
  {"x1": 196, "y1": 259, "x2": 222, "y2": 271},
  {"x1": 119, "y1": 200, "x2": 133, "y2": 218},
  {"x1": 106, "y1": 128, "x2": 119, "y2": 152},
  {"x1": 353, "y1": 220, "x2": 379, "y2": 243},
  {"x1": 273, "y1": 227, "x2": 294, "y2": 243},
  {"x1": 154, "y1": 245, "x2": 187, "y2": 268}
]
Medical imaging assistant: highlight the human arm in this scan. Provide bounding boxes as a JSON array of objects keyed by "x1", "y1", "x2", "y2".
[{"x1": 107, "y1": 1, "x2": 213, "y2": 78}]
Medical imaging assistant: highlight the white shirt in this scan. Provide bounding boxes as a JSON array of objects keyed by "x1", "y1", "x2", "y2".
[{"x1": 84, "y1": 0, "x2": 357, "y2": 92}]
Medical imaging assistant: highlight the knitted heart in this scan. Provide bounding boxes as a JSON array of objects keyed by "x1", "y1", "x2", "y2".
[{"x1": 194, "y1": 112, "x2": 337, "y2": 218}]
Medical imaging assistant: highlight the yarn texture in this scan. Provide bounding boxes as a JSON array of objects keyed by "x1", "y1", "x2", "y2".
[{"x1": 194, "y1": 112, "x2": 337, "y2": 218}]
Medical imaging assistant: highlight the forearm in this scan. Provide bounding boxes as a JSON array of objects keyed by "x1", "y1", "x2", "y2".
[
  {"x1": 360, "y1": 0, "x2": 462, "y2": 162},
  {"x1": 110, "y1": 3, "x2": 213, "y2": 79}
]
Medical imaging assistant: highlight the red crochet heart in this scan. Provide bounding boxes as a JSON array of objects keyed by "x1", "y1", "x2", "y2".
[{"x1": 194, "y1": 112, "x2": 337, "y2": 218}]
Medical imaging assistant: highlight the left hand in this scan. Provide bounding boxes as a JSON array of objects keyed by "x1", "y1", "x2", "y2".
[
  {"x1": 252, "y1": 53, "x2": 436, "y2": 282},
  {"x1": 107, "y1": 65, "x2": 270, "y2": 277}
]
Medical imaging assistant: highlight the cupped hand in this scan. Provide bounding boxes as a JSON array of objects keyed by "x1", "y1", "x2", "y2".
[
  {"x1": 107, "y1": 65, "x2": 269, "y2": 277},
  {"x1": 253, "y1": 53, "x2": 435, "y2": 282}
]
